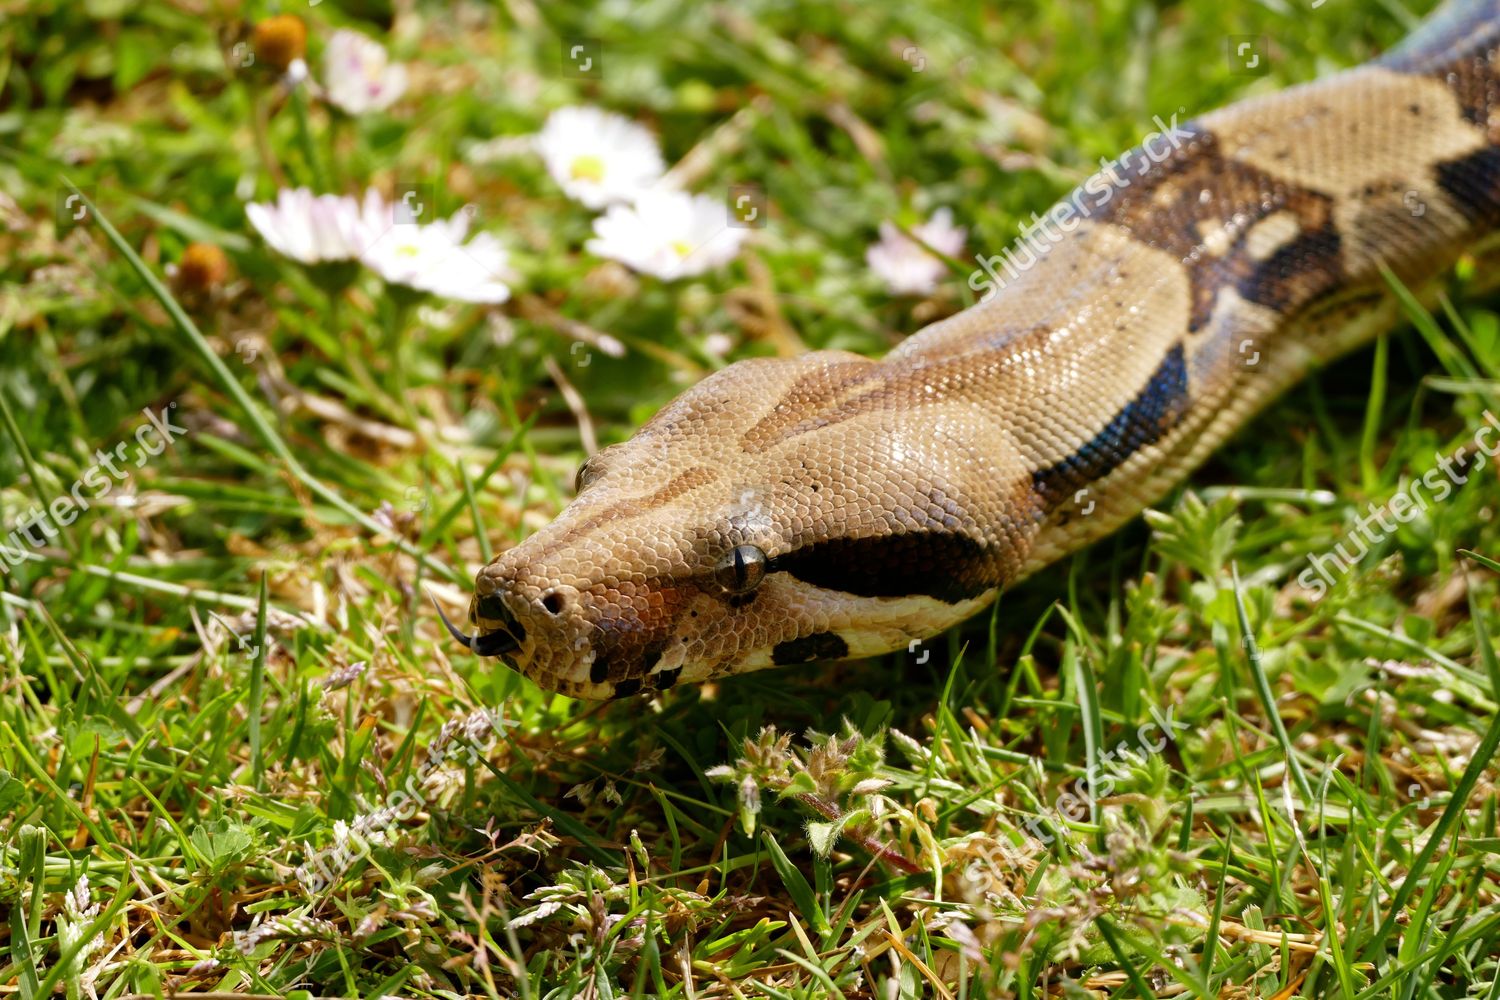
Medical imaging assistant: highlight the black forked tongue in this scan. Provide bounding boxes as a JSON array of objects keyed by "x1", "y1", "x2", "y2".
[
  {"x1": 431, "y1": 596, "x2": 474, "y2": 648},
  {"x1": 429, "y1": 595, "x2": 519, "y2": 657}
]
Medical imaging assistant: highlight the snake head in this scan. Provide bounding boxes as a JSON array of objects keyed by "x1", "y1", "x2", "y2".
[{"x1": 454, "y1": 351, "x2": 1008, "y2": 699}]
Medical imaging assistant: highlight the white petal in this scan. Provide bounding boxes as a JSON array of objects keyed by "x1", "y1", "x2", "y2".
[
  {"x1": 866, "y1": 208, "x2": 965, "y2": 296},
  {"x1": 246, "y1": 187, "x2": 370, "y2": 264},
  {"x1": 586, "y1": 190, "x2": 744, "y2": 280},
  {"x1": 324, "y1": 30, "x2": 407, "y2": 115},
  {"x1": 535, "y1": 106, "x2": 665, "y2": 208}
]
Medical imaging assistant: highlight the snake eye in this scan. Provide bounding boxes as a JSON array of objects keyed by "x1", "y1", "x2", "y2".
[
  {"x1": 714, "y1": 544, "x2": 767, "y2": 595},
  {"x1": 574, "y1": 457, "x2": 602, "y2": 493}
]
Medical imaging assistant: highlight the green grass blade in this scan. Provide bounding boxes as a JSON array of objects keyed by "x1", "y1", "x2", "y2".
[
  {"x1": 1230, "y1": 563, "x2": 1312, "y2": 804},
  {"x1": 1362, "y1": 649, "x2": 1500, "y2": 958},
  {"x1": 64, "y1": 181, "x2": 464, "y2": 586},
  {"x1": 762, "y1": 831, "x2": 831, "y2": 937}
]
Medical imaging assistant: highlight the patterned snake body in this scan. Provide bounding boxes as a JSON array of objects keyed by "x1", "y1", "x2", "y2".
[{"x1": 449, "y1": 1, "x2": 1500, "y2": 699}]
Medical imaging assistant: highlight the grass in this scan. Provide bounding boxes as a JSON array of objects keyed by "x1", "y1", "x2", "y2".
[{"x1": 2, "y1": 0, "x2": 1499, "y2": 996}]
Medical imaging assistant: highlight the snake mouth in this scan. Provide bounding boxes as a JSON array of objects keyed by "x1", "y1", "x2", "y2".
[{"x1": 431, "y1": 595, "x2": 520, "y2": 657}]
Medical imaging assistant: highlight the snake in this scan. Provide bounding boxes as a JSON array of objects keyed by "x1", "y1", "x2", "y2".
[{"x1": 438, "y1": 0, "x2": 1500, "y2": 700}]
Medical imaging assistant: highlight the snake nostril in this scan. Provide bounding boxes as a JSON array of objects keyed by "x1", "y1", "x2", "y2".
[{"x1": 540, "y1": 592, "x2": 566, "y2": 616}]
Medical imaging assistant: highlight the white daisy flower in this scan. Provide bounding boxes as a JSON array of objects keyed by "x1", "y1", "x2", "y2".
[
  {"x1": 352, "y1": 187, "x2": 397, "y2": 240},
  {"x1": 866, "y1": 207, "x2": 966, "y2": 296},
  {"x1": 535, "y1": 106, "x2": 665, "y2": 209},
  {"x1": 323, "y1": 29, "x2": 408, "y2": 114},
  {"x1": 246, "y1": 187, "x2": 374, "y2": 264},
  {"x1": 360, "y1": 200, "x2": 514, "y2": 303},
  {"x1": 586, "y1": 190, "x2": 746, "y2": 281}
]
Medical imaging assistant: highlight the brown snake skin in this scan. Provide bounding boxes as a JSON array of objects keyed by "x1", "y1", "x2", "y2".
[{"x1": 443, "y1": 0, "x2": 1500, "y2": 699}]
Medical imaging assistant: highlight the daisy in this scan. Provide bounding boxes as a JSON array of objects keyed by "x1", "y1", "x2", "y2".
[
  {"x1": 323, "y1": 29, "x2": 408, "y2": 114},
  {"x1": 586, "y1": 189, "x2": 746, "y2": 281},
  {"x1": 246, "y1": 188, "x2": 374, "y2": 264},
  {"x1": 866, "y1": 207, "x2": 966, "y2": 296},
  {"x1": 360, "y1": 202, "x2": 514, "y2": 303},
  {"x1": 535, "y1": 106, "x2": 665, "y2": 209}
]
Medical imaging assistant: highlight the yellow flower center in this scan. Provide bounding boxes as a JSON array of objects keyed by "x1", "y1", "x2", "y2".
[
  {"x1": 671, "y1": 240, "x2": 693, "y2": 258},
  {"x1": 397, "y1": 243, "x2": 420, "y2": 257},
  {"x1": 569, "y1": 155, "x2": 606, "y2": 183}
]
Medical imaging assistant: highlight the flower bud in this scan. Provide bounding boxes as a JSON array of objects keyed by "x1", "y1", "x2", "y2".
[
  {"x1": 174, "y1": 242, "x2": 230, "y2": 293},
  {"x1": 253, "y1": 15, "x2": 306, "y2": 73}
]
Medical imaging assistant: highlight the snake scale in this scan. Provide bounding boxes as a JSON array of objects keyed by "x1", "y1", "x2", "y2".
[{"x1": 439, "y1": 0, "x2": 1500, "y2": 699}]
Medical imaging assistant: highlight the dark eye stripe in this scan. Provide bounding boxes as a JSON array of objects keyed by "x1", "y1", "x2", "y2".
[{"x1": 769, "y1": 532, "x2": 993, "y2": 604}]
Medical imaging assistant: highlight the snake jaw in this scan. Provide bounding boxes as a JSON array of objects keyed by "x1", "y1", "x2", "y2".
[
  {"x1": 472, "y1": 627, "x2": 520, "y2": 657},
  {"x1": 430, "y1": 594, "x2": 520, "y2": 657}
]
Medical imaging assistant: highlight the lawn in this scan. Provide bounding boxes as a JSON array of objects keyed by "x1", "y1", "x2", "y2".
[{"x1": 2, "y1": 0, "x2": 1499, "y2": 996}]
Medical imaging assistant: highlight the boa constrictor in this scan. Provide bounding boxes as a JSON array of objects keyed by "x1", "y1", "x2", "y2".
[{"x1": 440, "y1": 0, "x2": 1500, "y2": 699}]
